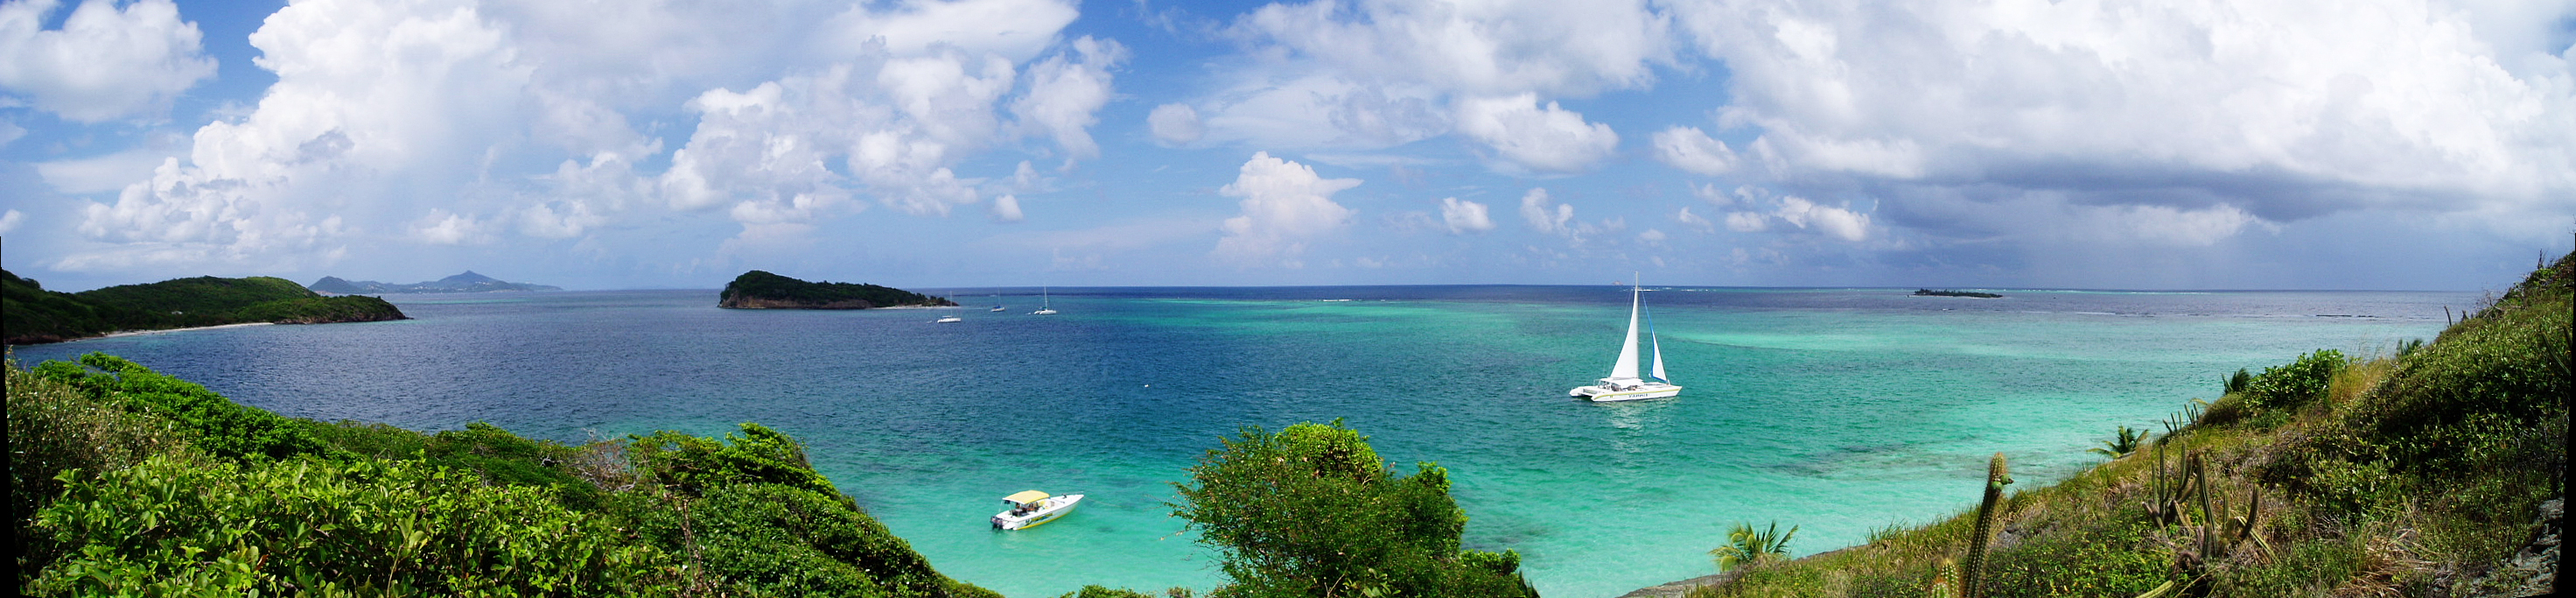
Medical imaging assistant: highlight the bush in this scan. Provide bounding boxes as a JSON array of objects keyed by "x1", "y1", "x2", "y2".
[
  {"x1": 25, "y1": 454, "x2": 682, "y2": 596},
  {"x1": 31, "y1": 353, "x2": 340, "y2": 462},
  {"x1": 1171, "y1": 420, "x2": 1536, "y2": 598},
  {"x1": 2241, "y1": 349, "x2": 2347, "y2": 412},
  {"x1": 627, "y1": 423, "x2": 839, "y2": 501},
  {"x1": 7, "y1": 360, "x2": 192, "y2": 567}
]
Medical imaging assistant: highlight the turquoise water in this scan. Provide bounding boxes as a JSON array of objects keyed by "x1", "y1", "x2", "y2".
[{"x1": 8, "y1": 286, "x2": 2463, "y2": 597}]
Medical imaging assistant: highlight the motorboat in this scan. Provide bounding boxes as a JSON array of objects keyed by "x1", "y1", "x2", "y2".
[
  {"x1": 1569, "y1": 275, "x2": 1682, "y2": 401},
  {"x1": 990, "y1": 490, "x2": 1083, "y2": 530}
]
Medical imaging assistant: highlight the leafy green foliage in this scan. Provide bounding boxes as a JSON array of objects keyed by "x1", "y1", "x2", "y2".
[
  {"x1": 1709, "y1": 521, "x2": 1799, "y2": 573},
  {"x1": 26, "y1": 454, "x2": 682, "y2": 596},
  {"x1": 2, "y1": 268, "x2": 407, "y2": 344},
  {"x1": 32, "y1": 353, "x2": 340, "y2": 462},
  {"x1": 2222, "y1": 368, "x2": 2251, "y2": 395},
  {"x1": 2086, "y1": 426, "x2": 2146, "y2": 458},
  {"x1": 1172, "y1": 420, "x2": 1536, "y2": 598},
  {"x1": 4, "y1": 271, "x2": 122, "y2": 343},
  {"x1": 10, "y1": 355, "x2": 999, "y2": 597},
  {"x1": 627, "y1": 423, "x2": 839, "y2": 501},
  {"x1": 718, "y1": 270, "x2": 955, "y2": 308},
  {"x1": 6, "y1": 358, "x2": 192, "y2": 566},
  {"x1": 2240, "y1": 349, "x2": 2347, "y2": 412}
]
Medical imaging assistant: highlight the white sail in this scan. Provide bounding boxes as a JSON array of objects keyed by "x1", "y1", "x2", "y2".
[
  {"x1": 1650, "y1": 334, "x2": 1668, "y2": 383},
  {"x1": 1608, "y1": 284, "x2": 1642, "y2": 380}
]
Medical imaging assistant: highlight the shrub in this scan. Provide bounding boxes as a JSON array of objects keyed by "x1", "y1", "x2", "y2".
[
  {"x1": 2241, "y1": 349, "x2": 2347, "y2": 412},
  {"x1": 24, "y1": 454, "x2": 682, "y2": 596},
  {"x1": 7, "y1": 359, "x2": 192, "y2": 568},
  {"x1": 627, "y1": 423, "x2": 839, "y2": 501},
  {"x1": 1171, "y1": 420, "x2": 1536, "y2": 597},
  {"x1": 31, "y1": 353, "x2": 340, "y2": 462}
]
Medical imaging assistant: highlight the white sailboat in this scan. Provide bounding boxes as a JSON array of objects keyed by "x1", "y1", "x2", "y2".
[
  {"x1": 1568, "y1": 277, "x2": 1681, "y2": 402},
  {"x1": 1031, "y1": 285, "x2": 1058, "y2": 315}
]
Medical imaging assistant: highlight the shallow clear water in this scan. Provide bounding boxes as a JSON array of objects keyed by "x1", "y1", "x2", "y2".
[{"x1": 9, "y1": 286, "x2": 2465, "y2": 597}]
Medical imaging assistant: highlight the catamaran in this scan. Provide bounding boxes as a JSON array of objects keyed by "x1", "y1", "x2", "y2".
[
  {"x1": 990, "y1": 490, "x2": 1083, "y2": 530},
  {"x1": 1568, "y1": 277, "x2": 1681, "y2": 401}
]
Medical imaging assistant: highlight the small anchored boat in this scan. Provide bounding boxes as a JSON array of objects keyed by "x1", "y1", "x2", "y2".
[{"x1": 990, "y1": 490, "x2": 1083, "y2": 530}]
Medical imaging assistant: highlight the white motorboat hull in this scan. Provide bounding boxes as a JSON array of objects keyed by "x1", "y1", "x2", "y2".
[
  {"x1": 1570, "y1": 383, "x2": 1682, "y2": 402},
  {"x1": 991, "y1": 494, "x2": 1083, "y2": 530}
]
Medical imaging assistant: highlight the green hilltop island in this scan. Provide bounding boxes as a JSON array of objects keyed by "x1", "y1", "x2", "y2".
[
  {"x1": 310, "y1": 271, "x2": 562, "y2": 294},
  {"x1": 4, "y1": 269, "x2": 407, "y2": 345},
  {"x1": 718, "y1": 270, "x2": 956, "y2": 309}
]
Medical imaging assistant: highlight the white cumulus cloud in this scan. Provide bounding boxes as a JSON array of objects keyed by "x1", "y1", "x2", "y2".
[
  {"x1": 1455, "y1": 94, "x2": 1620, "y2": 172},
  {"x1": 1438, "y1": 196, "x2": 1493, "y2": 234},
  {"x1": 1652, "y1": 126, "x2": 1739, "y2": 175},
  {"x1": 1215, "y1": 151, "x2": 1360, "y2": 266},
  {"x1": 59, "y1": 0, "x2": 1123, "y2": 271},
  {"x1": 0, "y1": 0, "x2": 215, "y2": 123},
  {"x1": 1148, "y1": 102, "x2": 1205, "y2": 146},
  {"x1": 1519, "y1": 187, "x2": 1573, "y2": 236}
]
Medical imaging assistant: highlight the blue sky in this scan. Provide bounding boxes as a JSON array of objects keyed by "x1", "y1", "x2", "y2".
[{"x1": 3, "y1": 0, "x2": 2572, "y2": 292}]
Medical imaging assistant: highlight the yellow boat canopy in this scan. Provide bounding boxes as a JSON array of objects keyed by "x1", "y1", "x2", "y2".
[{"x1": 1003, "y1": 490, "x2": 1052, "y2": 505}]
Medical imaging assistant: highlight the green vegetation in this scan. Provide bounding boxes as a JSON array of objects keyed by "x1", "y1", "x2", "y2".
[
  {"x1": 1711, "y1": 522, "x2": 1801, "y2": 573},
  {"x1": 1682, "y1": 250, "x2": 2570, "y2": 597},
  {"x1": 4, "y1": 269, "x2": 406, "y2": 344},
  {"x1": 10, "y1": 352, "x2": 997, "y2": 597},
  {"x1": 2087, "y1": 426, "x2": 2147, "y2": 458},
  {"x1": 1170, "y1": 420, "x2": 1538, "y2": 598},
  {"x1": 718, "y1": 270, "x2": 955, "y2": 309}
]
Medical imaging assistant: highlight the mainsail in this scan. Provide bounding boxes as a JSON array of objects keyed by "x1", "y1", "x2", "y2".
[{"x1": 1608, "y1": 283, "x2": 1642, "y2": 380}]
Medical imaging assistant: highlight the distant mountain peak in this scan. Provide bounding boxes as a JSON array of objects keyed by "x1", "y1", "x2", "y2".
[
  {"x1": 307, "y1": 271, "x2": 559, "y2": 294},
  {"x1": 438, "y1": 271, "x2": 500, "y2": 284}
]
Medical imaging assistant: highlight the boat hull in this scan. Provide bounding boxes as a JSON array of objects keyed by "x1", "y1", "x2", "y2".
[
  {"x1": 991, "y1": 494, "x2": 1084, "y2": 531},
  {"x1": 1570, "y1": 383, "x2": 1682, "y2": 402}
]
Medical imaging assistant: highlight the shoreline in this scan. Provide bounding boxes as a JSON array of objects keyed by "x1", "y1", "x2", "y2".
[{"x1": 100, "y1": 322, "x2": 276, "y2": 339}]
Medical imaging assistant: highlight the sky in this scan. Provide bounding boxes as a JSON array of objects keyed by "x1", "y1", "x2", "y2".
[{"x1": 2, "y1": 0, "x2": 2572, "y2": 292}]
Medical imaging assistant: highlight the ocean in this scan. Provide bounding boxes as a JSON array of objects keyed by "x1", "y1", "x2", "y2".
[{"x1": 6, "y1": 285, "x2": 2467, "y2": 597}]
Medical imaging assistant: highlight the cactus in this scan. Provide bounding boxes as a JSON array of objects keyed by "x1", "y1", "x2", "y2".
[{"x1": 1960, "y1": 453, "x2": 2012, "y2": 598}]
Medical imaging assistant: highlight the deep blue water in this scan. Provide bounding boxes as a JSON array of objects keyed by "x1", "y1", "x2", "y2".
[{"x1": 8, "y1": 285, "x2": 2468, "y2": 597}]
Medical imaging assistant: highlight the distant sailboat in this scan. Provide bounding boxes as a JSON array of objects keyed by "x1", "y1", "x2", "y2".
[
  {"x1": 1031, "y1": 285, "x2": 1058, "y2": 315},
  {"x1": 990, "y1": 292, "x2": 1006, "y2": 312},
  {"x1": 1568, "y1": 276, "x2": 1681, "y2": 401}
]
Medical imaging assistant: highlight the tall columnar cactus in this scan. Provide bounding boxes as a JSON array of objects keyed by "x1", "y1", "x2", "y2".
[{"x1": 1960, "y1": 453, "x2": 2013, "y2": 598}]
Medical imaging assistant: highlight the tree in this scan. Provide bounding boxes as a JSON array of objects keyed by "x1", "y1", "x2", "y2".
[
  {"x1": 1708, "y1": 521, "x2": 1798, "y2": 573},
  {"x1": 2087, "y1": 426, "x2": 2147, "y2": 458},
  {"x1": 1171, "y1": 420, "x2": 1536, "y2": 598}
]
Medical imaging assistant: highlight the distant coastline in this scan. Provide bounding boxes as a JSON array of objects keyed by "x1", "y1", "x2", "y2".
[
  {"x1": 311, "y1": 271, "x2": 560, "y2": 294},
  {"x1": 1912, "y1": 288, "x2": 2003, "y2": 299},
  {"x1": 4, "y1": 270, "x2": 408, "y2": 345}
]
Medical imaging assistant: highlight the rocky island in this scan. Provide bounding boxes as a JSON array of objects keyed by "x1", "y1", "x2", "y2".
[
  {"x1": 718, "y1": 270, "x2": 955, "y2": 309},
  {"x1": 4, "y1": 269, "x2": 409, "y2": 345},
  {"x1": 310, "y1": 271, "x2": 562, "y2": 294}
]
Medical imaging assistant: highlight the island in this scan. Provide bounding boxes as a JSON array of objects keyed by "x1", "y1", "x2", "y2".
[
  {"x1": 310, "y1": 271, "x2": 562, "y2": 294},
  {"x1": 1913, "y1": 288, "x2": 2003, "y2": 298},
  {"x1": 718, "y1": 270, "x2": 956, "y2": 309},
  {"x1": 4, "y1": 269, "x2": 409, "y2": 345}
]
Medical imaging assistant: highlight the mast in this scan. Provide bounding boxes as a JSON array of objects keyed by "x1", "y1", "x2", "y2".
[{"x1": 1608, "y1": 278, "x2": 1642, "y2": 380}]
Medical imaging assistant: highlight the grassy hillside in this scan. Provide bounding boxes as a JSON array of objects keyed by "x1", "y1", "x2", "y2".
[
  {"x1": 2, "y1": 270, "x2": 407, "y2": 344},
  {"x1": 9, "y1": 352, "x2": 998, "y2": 597},
  {"x1": 718, "y1": 270, "x2": 956, "y2": 309},
  {"x1": 1685, "y1": 253, "x2": 2569, "y2": 597}
]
